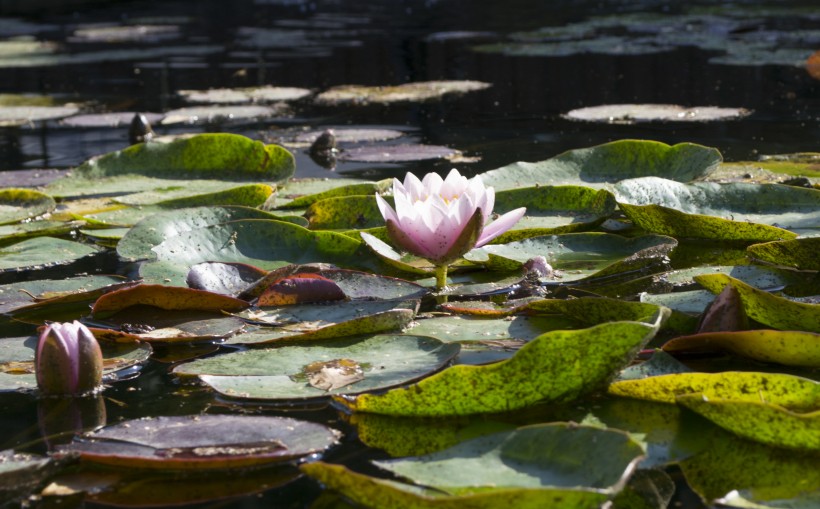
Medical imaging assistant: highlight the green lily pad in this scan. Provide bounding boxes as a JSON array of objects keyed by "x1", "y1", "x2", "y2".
[
  {"x1": 225, "y1": 299, "x2": 417, "y2": 344},
  {"x1": 676, "y1": 394, "x2": 819, "y2": 451},
  {"x1": 480, "y1": 140, "x2": 722, "y2": 191},
  {"x1": 490, "y1": 186, "x2": 617, "y2": 242},
  {"x1": 0, "y1": 237, "x2": 98, "y2": 272},
  {"x1": 139, "y1": 219, "x2": 384, "y2": 286},
  {"x1": 608, "y1": 371, "x2": 819, "y2": 412},
  {"x1": 0, "y1": 189, "x2": 56, "y2": 225},
  {"x1": 0, "y1": 336, "x2": 151, "y2": 392},
  {"x1": 302, "y1": 424, "x2": 643, "y2": 508},
  {"x1": 612, "y1": 468, "x2": 676, "y2": 509},
  {"x1": 335, "y1": 312, "x2": 665, "y2": 416},
  {"x1": 747, "y1": 238, "x2": 820, "y2": 271},
  {"x1": 315, "y1": 80, "x2": 491, "y2": 105},
  {"x1": 0, "y1": 275, "x2": 127, "y2": 314},
  {"x1": 680, "y1": 434, "x2": 820, "y2": 507},
  {"x1": 694, "y1": 273, "x2": 820, "y2": 332},
  {"x1": 613, "y1": 178, "x2": 820, "y2": 230},
  {"x1": 0, "y1": 450, "x2": 58, "y2": 500},
  {"x1": 618, "y1": 203, "x2": 798, "y2": 242},
  {"x1": 662, "y1": 330, "x2": 820, "y2": 367},
  {"x1": 305, "y1": 195, "x2": 383, "y2": 230},
  {"x1": 92, "y1": 310, "x2": 246, "y2": 344},
  {"x1": 59, "y1": 415, "x2": 340, "y2": 470},
  {"x1": 175, "y1": 334, "x2": 459, "y2": 402},
  {"x1": 465, "y1": 233, "x2": 676, "y2": 280},
  {"x1": 270, "y1": 177, "x2": 377, "y2": 208},
  {"x1": 117, "y1": 206, "x2": 299, "y2": 262},
  {"x1": 657, "y1": 264, "x2": 805, "y2": 290},
  {"x1": 276, "y1": 180, "x2": 389, "y2": 210},
  {"x1": 0, "y1": 220, "x2": 81, "y2": 247}
]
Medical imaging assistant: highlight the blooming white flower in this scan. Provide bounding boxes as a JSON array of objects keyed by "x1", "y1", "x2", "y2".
[{"x1": 375, "y1": 169, "x2": 525, "y2": 287}]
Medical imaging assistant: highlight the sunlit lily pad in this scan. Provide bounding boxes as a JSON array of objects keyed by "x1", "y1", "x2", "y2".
[
  {"x1": 608, "y1": 371, "x2": 819, "y2": 411},
  {"x1": 612, "y1": 178, "x2": 820, "y2": 230},
  {"x1": 160, "y1": 105, "x2": 285, "y2": 125},
  {"x1": 59, "y1": 415, "x2": 340, "y2": 470},
  {"x1": 0, "y1": 189, "x2": 56, "y2": 224},
  {"x1": 305, "y1": 195, "x2": 383, "y2": 230},
  {"x1": 480, "y1": 140, "x2": 722, "y2": 191},
  {"x1": 0, "y1": 450, "x2": 59, "y2": 500},
  {"x1": 680, "y1": 434, "x2": 820, "y2": 508},
  {"x1": 676, "y1": 394, "x2": 820, "y2": 451},
  {"x1": 60, "y1": 112, "x2": 164, "y2": 128},
  {"x1": 91, "y1": 310, "x2": 246, "y2": 344},
  {"x1": 0, "y1": 105, "x2": 81, "y2": 127},
  {"x1": 177, "y1": 86, "x2": 312, "y2": 104},
  {"x1": 0, "y1": 237, "x2": 99, "y2": 272},
  {"x1": 336, "y1": 313, "x2": 665, "y2": 416},
  {"x1": 90, "y1": 284, "x2": 250, "y2": 319},
  {"x1": 747, "y1": 238, "x2": 820, "y2": 271},
  {"x1": 564, "y1": 104, "x2": 751, "y2": 124},
  {"x1": 117, "y1": 206, "x2": 297, "y2": 262},
  {"x1": 490, "y1": 186, "x2": 617, "y2": 241},
  {"x1": 694, "y1": 273, "x2": 820, "y2": 332},
  {"x1": 293, "y1": 128, "x2": 404, "y2": 144},
  {"x1": 0, "y1": 275, "x2": 127, "y2": 314},
  {"x1": 618, "y1": 203, "x2": 798, "y2": 242},
  {"x1": 465, "y1": 233, "x2": 676, "y2": 281},
  {"x1": 225, "y1": 299, "x2": 417, "y2": 344},
  {"x1": 70, "y1": 24, "x2": 181, "y2": 43},
  {"x1": 175, "y1": 334, "x2": 459, "y2": 401},
  {"x1": 338, "y1": 144, "x2": 460, "y2": 163},
  {"x1": 315, "y1": 80, "x2": 491, "y2": 105},
  {"x1": 662, "y1": 330, "x2": 820, "y2": 367},
  {"x1": 139, "y1": 219, "x2": 384, "y2": 286}
]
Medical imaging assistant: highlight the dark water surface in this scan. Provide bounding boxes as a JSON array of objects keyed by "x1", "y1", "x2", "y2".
[{"x1": 1, "y1": 1, "x2": 818, "y2": 508}]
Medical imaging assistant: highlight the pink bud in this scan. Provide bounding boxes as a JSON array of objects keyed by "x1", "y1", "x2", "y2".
[{"x1": 36, "y1": 321, "x2": 103, "y2": 396}]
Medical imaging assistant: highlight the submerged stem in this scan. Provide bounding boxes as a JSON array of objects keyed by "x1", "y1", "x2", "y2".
[{"x1": 434, "y1": 264, "x2": 449, "y2": 290}]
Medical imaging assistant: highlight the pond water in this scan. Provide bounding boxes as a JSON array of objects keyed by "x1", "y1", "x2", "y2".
[{"x1": 0, "y1": 0, "x2": 818, "y2": 508}]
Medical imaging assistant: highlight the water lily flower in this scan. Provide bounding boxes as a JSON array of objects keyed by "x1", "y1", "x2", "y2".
[
  {"x1": 376, "y1": 169, "x2": 525, "y2": 288},
  {"x1": 36, "y1": 321, "x2": 103, "y2": 396}
]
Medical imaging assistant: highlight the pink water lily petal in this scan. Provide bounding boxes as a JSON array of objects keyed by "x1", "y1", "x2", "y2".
[
  {"x1": 477, "y1": 207, "x2": 527, "y2": 247},
  {"x1": 375, "y1": 193, "x2": 399, "y2": 224}
]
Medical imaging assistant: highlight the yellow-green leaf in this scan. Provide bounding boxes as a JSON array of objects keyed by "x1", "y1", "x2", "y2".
[
  {"x1": 608, "y1": 372, "x2": 819, "y2": 412},
  {"x1": 694, "y1": 273, "x2": 820, "y2": 333},
  {"x1": 335, "y1": 313, "x2": 665, "y2": 416},
  {"x1": 662, "y1": 329, "x2": 820, "y2": 367},
  {"x1": 677, "y1": 394, "x2": 820, "y2": 451},
  {"x1": 747, "y1": 237, "x2": 820, "y2": 271}
]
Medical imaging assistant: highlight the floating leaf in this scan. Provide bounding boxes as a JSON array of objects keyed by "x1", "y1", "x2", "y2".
[
  {"x1": 117, "y1": 206, "x2": 294, "y2": 262},
  {"x1": 679, "y1": 433, "x2": 820, "y2": 507},
  {"x1": 480, "y1": 140, "x2": 722, "y2": 191},
  {"x1": 277, "y1": 180, "x2": 390, "y2": 210},
  {"x1": 618, "y1": 203, "x2": 798, "y2": 242},
  {"x1": 59, "y1": 415, "x2": 340, "y2": 470},
  {"x1": 186, "y1": 262, "x2": 269, "y2": 296},
  {"x1": 0, "y1": 237, "x2": 98, "y2": 272},
  {"x1": 616, "y1": 350, "x2": 693, "y2": 381},
  {"x1": 0, "y1": 275, "x2": 127, "y2": 314},
  {"x1": 139, "y1": 219, "x2": 385, "y2": 286},
  {"x1": 335, "y1": 313, "x2": 665, "y2": 416},
  {"x1": 613, "y1": 178, "x2": 820, "y2": 230},
  {"x1": 305, "y1": 195, "x2": 383, "y2": 230},
  {"x1": 315, "y1": 80, "x2": 491, "y2": 105},
  {"x1": 747, "y1": 238, "x2": 820, "y2": 271},
  {"x1": 160, "y1": 105, "x2": 286, "y2": 125},
  {"x1": 0, "y1": 221, "x2": 81, "y2": 248},
  {"x1": 60, "y1": 111, "x2": 164, "y2": 128},
  {"x1": 662, "y1": 330, "x2": 820, "y2": 367},
  {"x1": 694, "y1": 273, "x2": 820, "y2": 332},
  {"x1": 608, "y1": 371, "x2": 819, "y2": 411},
  {"x1": 338, "y1": 144, "x2": 459, "y2": 163},
  {"x1": 0, "y1": 105, "x2": 80, "y2": 127},
  {"x1": 225, "y1": 299, "x2": 417, "y2": 344},
  {"x1": 676, "y1": 394, "x2": 820, "y2": 451},
  {"x1": 302, "y1": 424, "x2": 643, "y2": 508},
  {"x1": 0, "y1": 189, "x2": 56, "y2": 225},
  {"x1": 523, "y1": 297, "x2": 664, "y2": 327},
  {"x1": 465, "y1": 233, "x2": 676, "y2": 281},
  {"x1": 92, "y1": 309, "x2": 246, "y2": 344},
  {"x1": 490, "y1": 186, "x2": 617, "y2": 241},
  {"x1": 612, "y1": 468, "x2": 676, "y2": 509},
  {"x1": 91, "y1": 284, "x2": 249, "y2": 319},
  {"x1": 79, "y1": 133, "x2": 293, "y2": 181},
  {"x1": 177, "y1": 86, "x2": 311, "y2": 104},
  {"x1": 0, "y1": 450, "x2": 59, "y2": 500},
  {"x1": 175, "y1": 334, "x2": 459, "y2": 401},
  {"x1": 257, "y1": 274, "x2": 346, "y2": 306},
  {"x1": 563, "y1": 104, "x2": 751, "y2": 123}
]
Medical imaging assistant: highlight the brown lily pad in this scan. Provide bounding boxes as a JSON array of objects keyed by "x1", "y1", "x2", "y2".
[{"x1": 91, "y1": 284, "x2": 250, "y2": 319}]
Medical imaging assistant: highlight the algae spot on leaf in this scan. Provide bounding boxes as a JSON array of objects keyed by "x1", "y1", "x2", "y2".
[{"x1": 302, "y1": 358, "x2": 365, "y2": 391}]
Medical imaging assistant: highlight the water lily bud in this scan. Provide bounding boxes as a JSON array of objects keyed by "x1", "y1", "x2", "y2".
[
  {"x1": 375, "y1": 169, "x2": 526, "y2": 266},
  {"x1": 36, "y1": 321, "x2": 103, "y2": 396}
]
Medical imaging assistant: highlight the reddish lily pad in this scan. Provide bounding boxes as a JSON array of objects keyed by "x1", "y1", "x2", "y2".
[
  {"x1": 91, "y1": 284, "x2": 250, "y2": 319},
  {"x1": 258, "y1": 273, "x2": 346, "y2": 306},
  {"x1": 58, "y1": 415, "x2": 341, "y2": 470}
]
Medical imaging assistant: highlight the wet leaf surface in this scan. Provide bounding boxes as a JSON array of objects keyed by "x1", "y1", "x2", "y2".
[
  {"x1": 91, "y1": 284, "x2": 249, "y2": 319},
  {"x1": 564, "y1": 104, "x2": 751, "y2": 123},
  {"x1": 747, "y1": 237, "x2": 820, "y2": 271},
  {"x1": 176, "y1": 334, "x2": 459, "y2": 401},
  {"x1": 59, "y1": 415, "x2": 340, "y2": 470},
  {"x1": 315, "y1": 80, "x2": 491, "y2": 105},
  {"x1": 0, "y1": 237, "x2": 99, "y2": 272},
  {"x1": 662, "y1": 330, "x2": 820, "y2": 367}
]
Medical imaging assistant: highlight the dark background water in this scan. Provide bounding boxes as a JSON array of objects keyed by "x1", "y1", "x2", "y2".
[
  {"x1": 1, "y1": 0, "x2": 819, "y2": 180},
  {"x1": 0, "y1": 1, "x2": 818, "y2": 507}
]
